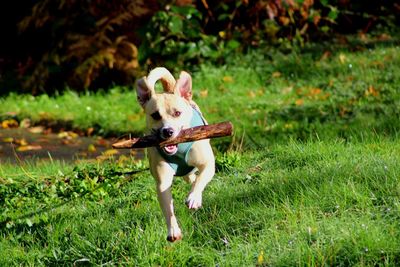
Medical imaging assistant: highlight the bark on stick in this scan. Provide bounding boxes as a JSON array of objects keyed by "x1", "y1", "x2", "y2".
[{"x1": 112, "y1": 121, "x2": 233, "y2": 149}]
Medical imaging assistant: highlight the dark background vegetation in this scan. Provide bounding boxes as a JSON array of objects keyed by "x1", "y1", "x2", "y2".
[{"x1": 0, "y1": 0, "x2": 399, "y2": 94}]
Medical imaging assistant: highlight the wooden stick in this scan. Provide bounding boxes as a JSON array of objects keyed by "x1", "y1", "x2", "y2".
[{"x1": 112, "y1": 121, "x2": 233, "y2": 149}]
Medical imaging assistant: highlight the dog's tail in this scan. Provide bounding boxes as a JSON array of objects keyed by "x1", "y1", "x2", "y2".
[{"x1": 146, "y1": 67, "x2": 176, "y2": 93}]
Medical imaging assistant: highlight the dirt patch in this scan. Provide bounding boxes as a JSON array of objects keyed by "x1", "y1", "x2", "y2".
[{"x1": 0, "y1": 128, "x2": 142, "y2": 164}]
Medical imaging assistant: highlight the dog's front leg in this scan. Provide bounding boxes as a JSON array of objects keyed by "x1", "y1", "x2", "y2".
[
  {"x1": 186, "y1": 163, "x2": 215, "y2": 209},
  {"x1": 154, "y1": 169, "x2": 182, "y2": 242}
]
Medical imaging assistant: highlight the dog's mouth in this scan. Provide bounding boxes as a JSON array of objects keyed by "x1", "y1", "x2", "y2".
[{"x1": 163, "y1": 144, "x2": 178, "y2": 155}]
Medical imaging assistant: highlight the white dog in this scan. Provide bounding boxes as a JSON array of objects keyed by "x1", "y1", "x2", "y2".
[{"x1": 136, "y1": 67, "x2": 215, "y2": 242}]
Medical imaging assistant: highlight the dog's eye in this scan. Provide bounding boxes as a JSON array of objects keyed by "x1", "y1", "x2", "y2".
[
  {"x1": 173, "y1": 111, "x2": 181, "y2": 117},
  {"x1": 151, "y1": 111, "x2": 161, "y2": 120}
]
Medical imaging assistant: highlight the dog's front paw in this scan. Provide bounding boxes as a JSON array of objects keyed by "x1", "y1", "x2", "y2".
[
  {"x1": 167, "y1": 227, "x2": 182, "y2": 242},
  {"x1": 186, "y1": 192, "x2": 202, "y2": 209}
]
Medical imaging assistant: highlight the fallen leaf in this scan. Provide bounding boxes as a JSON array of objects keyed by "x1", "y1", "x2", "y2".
[
  {"x1": 257, "y1": 250, "x2": 265, "y2": 265},
  {"x1": 87, "y1": 127, "x2": 94, "y2": 136},
  {"x1": 17, "y1": 145, "x2": 42, "y2": 152},
  {"x1": 370, "y1": 61, "x2": 384, "y2": 68},
  {"x1": 295, "y1": 99, "x2": 304, "y2": 106},
  {"x1": 103, "y1": 149, "x2": 119, "y2": 156},
  {"x1": 284, "y1": 123, "x2": 294, "y2": 129},
  {"x1": 58, "y1": 131, "x2": 78, "y2": 139},
  {"x1": 272, "y1": 71, "x2": 282, "y2": 78},
  {"x1": 309, "y1": 88, "x2": 322, "y2": 96},
  {"x1": 2, "y1": 119, "x2": 18, "y2": 129},
  {"x1": 20, "y1": 119, "x2": 31, "y2": 128},
  {"x1": 127, "y1": 114, "x2": 141, "y2": 122},
  {"x1": 377, "y1": 33, "x2": 391, "y2": 41},
  {"x1": 339, "y1": 106, "x2": 349, "y2": 117},
  {"x1": 320, "y1": 51, "x2": 331, "y2": 61},
  {"x1": 358, "y1": 32, "x2": 368, "y2": 42},
  {"x1": 88, "y1": 144, "x2": 96, "y2": 152},
  {"x1": 222, "y1": 76, "x2": 234, "y2": 83},
  {"x1": 247, "y1": 91, "x2": 256, "y2": 98},
  {"x1": 339, "y1": 54, "x2": 346, "y2": 64},
  {"x1": 117, "y1": 155, "x2": 129, "y2": 165},
  {"x1": 199, "y1": 90, "x2": 208, "y2": 98},
  {"x1": 281, "y1": 86, "x2": 293, "y2": 94},
  {"x1": 2, "y1": 137, "x2": 14, "y2": 143},
  {"x1": 15, "y1": 139, "x2": 28, "y2": 146},
  {"x1": 365, "y1": 85, "x2": 379, "y2": 97},
  {"x1": 96, "y1": 138, "x2": 108, "y2": 146},
  {"x1": 279, "y1": 16, "x2": 290, "y2": 26},
  {"x1": 28, "y1": 126, "x2": 44, "y2": 134}
]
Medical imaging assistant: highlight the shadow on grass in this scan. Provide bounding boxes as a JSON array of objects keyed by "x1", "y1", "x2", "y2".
[{"x1": 0, "y1": 168, "x2": 148, "y2": 232}]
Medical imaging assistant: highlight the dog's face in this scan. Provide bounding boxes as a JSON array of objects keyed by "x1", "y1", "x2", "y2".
[{"x1": 136, "y1": 70, "x2": 194, "y2": 155}]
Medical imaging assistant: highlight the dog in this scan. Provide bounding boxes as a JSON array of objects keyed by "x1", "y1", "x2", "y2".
[{"x1": 136, "y1": 67, "x2": 215, "y2": 242}]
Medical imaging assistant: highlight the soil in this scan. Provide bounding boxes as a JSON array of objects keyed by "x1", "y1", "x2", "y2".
[{"x1": 0, "y1": 128, "x2": 143, "y2": 164}]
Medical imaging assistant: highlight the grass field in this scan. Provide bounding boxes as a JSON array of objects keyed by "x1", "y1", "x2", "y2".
[{"x1": 1, "y1": 37, "x2": 400, "y2": 265}]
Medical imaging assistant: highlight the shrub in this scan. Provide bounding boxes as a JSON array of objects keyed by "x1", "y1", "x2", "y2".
[
  {"x1": 7, "y1": 0, "x2": 400, "y2": 93},
  {"x1": 17, "y1": 0, "x2": 159, "y2": 93}
]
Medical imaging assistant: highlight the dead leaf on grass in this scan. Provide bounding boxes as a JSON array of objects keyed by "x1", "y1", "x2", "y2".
[
  {"x1": 15, "y1": 139, "x2": 28, "y2": 146},
  {"x1": 248, "y1": 91, "x2": 256, "y2": 98},
  {"x1": 365, "y1": 85, "x2": 379, "y2": 97},
  {"x1": 282, "y1": 86, "x2": 293, "y2": 94},
  {"x1": 339, "y1": 54, "x2": 347, "y2": 64},
  {"x1": 222, "y1": 76, "x2": 234, "y2": 83},
  {"x1": 257, "y1": 250, "x2": 265, "y2": 265},
  {"x1": 58, "y1": 131, "x2": 78, "y2": 139},
  {"x1": 28, "y1": 126, "x2": 45, "y2": 134},
  {"x1": 103, "y1": 149, "x2": 119, "y2": 156},
  {"x1": 17, "y1": 145, "x2": 42, "y2": 152},
  {"x1": 20, "y1": 119, "x2": 31, "y2": 128},
  {"x1": 88, "y1": 144, "x2": 96, "y2": 152},
  {"x1": 199, "y1": 89, "x2": 208, "y2": 98},
  {"x1": 295, "y1": 99, "x2": 304, "y2": 106},
  {"x1": 1, "y1": 119, "x2": 19, "y2": 129},
  {"x1": 320, "y1": 51, "x2": 331, "y2": 61},
  {"x1": 272, "y1": 71, "x2": 282, "y2": 78}
]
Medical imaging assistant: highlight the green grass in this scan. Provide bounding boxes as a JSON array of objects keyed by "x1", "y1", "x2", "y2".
[
  {"x1": 1, "y1": 37, "x2": 400, "y2": 265},
  {"x1": 1, "y1": 139, "x2": 400, "y2": 265},
  {"x1": 1, "y1": 40, "x2": 399, "y2": 143}
]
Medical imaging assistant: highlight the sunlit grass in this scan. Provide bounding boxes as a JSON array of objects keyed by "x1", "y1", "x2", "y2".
[
  {"x1": 1, "y1": 40, "x2": 400, "y2": 265},
  {"x1": 1, "y1": 43, "x2": 399, "y2": 143},
  {"x1": 1, "y1": 139, "x2": 399, "y2": 265}
]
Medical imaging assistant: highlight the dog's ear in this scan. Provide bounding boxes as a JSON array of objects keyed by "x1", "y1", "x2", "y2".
[
  {"x1": 136, "y1": 78, "x2": 153, "y2": 107},
  {"x1": 146, "y1": 67, "x2": 176, "y2": 93},
  {"x1": 174, "y1": 71, "x2": 192, "y2": 101}
]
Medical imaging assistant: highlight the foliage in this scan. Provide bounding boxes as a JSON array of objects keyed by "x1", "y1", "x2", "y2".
[
  {"x1": 199, "y1": 0, "x2": 336, "y2": 47},
  {"x1": 17, "y1": 0, "x2": 158, "y2": 93},
  {"x1": 215, "y1": 151, "x2": 241, "y2": 172},
  {"x1": 4, "y1": 0, "x2": 399, "y2": 93},
  {"x1": 139, "y1": 4, "x2": 241, "y2": 69},
  {"x1": 0, "y1": 159, "x2": 147, "y2": 229}
]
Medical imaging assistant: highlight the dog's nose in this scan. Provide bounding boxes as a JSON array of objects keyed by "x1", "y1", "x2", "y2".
[{"x1": 161, "y1": 127, "x2": 174, "y2": 139}]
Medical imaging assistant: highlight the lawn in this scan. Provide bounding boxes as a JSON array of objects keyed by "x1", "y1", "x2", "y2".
[{"x1": 1, "y1": 37, "x2": 400, "y2": 265}]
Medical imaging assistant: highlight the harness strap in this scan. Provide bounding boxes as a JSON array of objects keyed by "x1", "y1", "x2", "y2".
[{"x1": 156, "y1": 108, "x2": 206, "y2": 176}]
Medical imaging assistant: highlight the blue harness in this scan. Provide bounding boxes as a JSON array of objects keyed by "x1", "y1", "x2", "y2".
[{"x1": 156, "y1": 108, "x2": 206, "y2": 176}]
